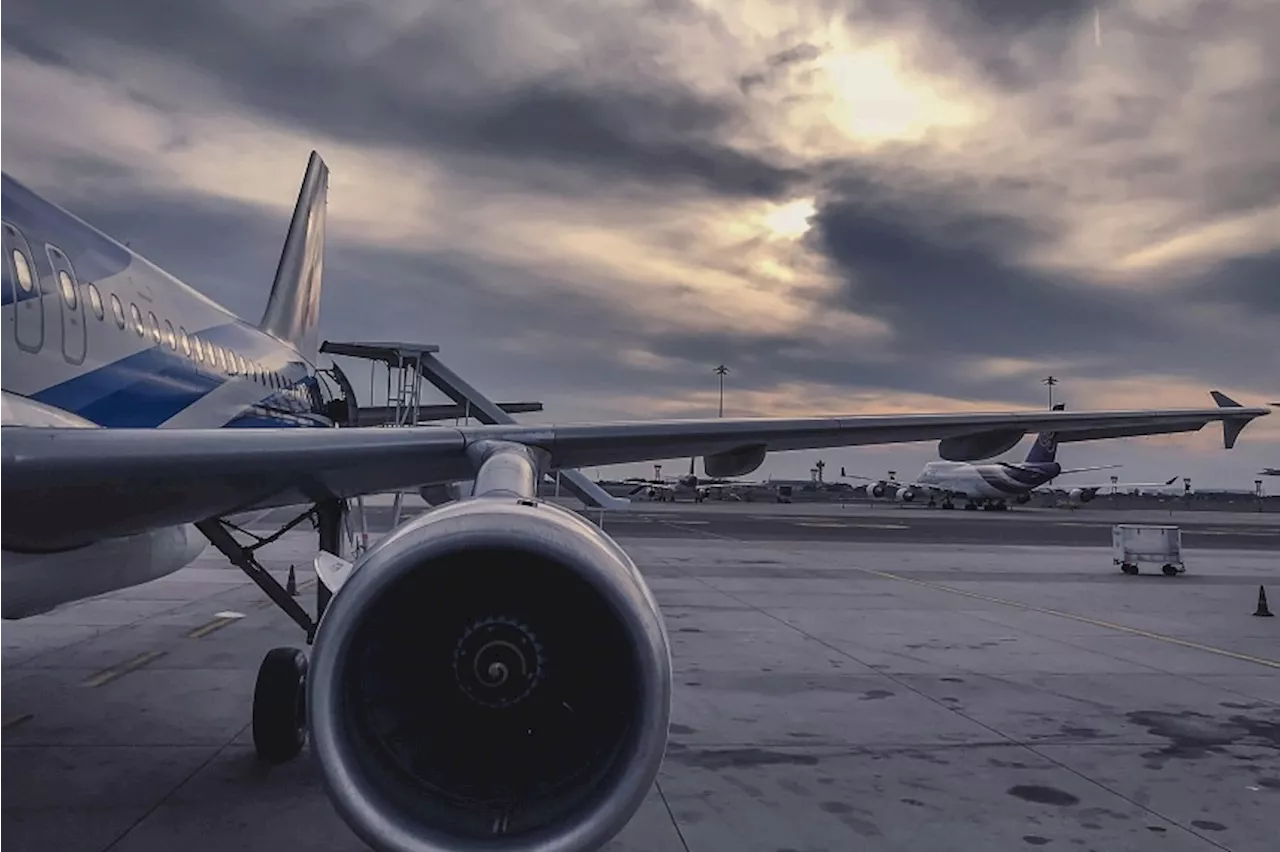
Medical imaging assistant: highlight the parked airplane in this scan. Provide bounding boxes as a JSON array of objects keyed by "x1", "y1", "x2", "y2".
[
  {"x1": 2, "y1": 152, "x2": 1270, "y2": 852},
  {"x1": 843, "y1": 406, "x2": 1184, "y2": 510},
  {"x1": 624, "y1": 458, "x2": 762, "y2": 502}
]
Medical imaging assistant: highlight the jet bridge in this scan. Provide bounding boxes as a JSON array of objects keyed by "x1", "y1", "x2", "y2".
[{"x1": 319, "y1": 340, "x2": 630, "y2": 530}]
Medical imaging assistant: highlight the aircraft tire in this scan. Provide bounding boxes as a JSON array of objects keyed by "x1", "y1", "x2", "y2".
[
  {"x1": 253, "y1": 647, "x2": 309, "y2": 763},
  {"x1": 1162, "y1": 564, "x2": 1180, "y2": 577}
]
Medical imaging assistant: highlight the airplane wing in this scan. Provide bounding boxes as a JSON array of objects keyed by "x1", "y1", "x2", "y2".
[
  {"x1": 1039, "y1": 476, "x2": 1181, "y2": 494},
  {"x1": 2, "y1": 396, "x2": 1266, "y2": 550}
]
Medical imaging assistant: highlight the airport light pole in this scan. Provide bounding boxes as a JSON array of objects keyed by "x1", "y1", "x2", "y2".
[
  {"x1": 1042, "y1": 375, "x2": 1058, "y2": 409},
  {"x1": 714, "y1": 365, "x2": 729, "y2": 417}
]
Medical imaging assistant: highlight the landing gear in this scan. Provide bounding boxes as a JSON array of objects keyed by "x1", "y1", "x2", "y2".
[
  {"x1": 196, "y1": 498, "x2": 353, "y2": 763},
  {"x1": 963, "y1": 501, "x2": 978, "y2": 511},
  {"x1": 1121, "y1": 563, "x2": 1139, "y2": 575},
  {"x1": 1162, "y1": 564, "x2": 1181, "y2": 577},
  {"x1": 253, "y1": 647, "x2": 309, "y2": 762}
]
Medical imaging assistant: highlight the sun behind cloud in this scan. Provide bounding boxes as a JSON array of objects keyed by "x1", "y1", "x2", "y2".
[{"x1": 763, "y1": 197, "x2": 816, "y2": 239}]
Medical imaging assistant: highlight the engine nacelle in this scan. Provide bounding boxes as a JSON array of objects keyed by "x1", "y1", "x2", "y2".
[
  {"x1": 868, "y1": 482, "x2": 889, "y2": 499},
  {"x1": 308, "y1": 497, "x2": 672, "y2": 852},
  {"x1": 1068, "y1": 488, "x2": 1096, "y2": 504},
  {"x1": 895, "y1": 487, "x2": 916, "y2": 503}
]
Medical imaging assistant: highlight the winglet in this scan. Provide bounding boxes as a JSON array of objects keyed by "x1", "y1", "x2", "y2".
[{"x1": 1211, "y1": 390, "x2": 1251, "y2": 449}]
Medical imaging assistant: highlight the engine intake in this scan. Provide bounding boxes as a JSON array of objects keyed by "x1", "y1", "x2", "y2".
[{"x1": 308, "y1": 499, "x2": 671, "y2": 852}]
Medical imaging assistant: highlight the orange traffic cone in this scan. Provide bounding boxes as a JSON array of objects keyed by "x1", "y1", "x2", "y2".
[
  {"x1": 1252, "y1": 586, "x2": 1273, "y2": 618},
  {"x1": 286, "y1": 565, "x2": 298, "y2": 597}
]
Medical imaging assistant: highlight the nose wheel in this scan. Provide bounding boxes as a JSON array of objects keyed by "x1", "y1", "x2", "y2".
[{"x1": 253, "y1": 647, "x2": 309, "y2": 763}]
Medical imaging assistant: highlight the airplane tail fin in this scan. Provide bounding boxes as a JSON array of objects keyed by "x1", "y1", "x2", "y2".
[
  {"x1": 259, "y1": 151, "x2": 329, "y2": 362},
  {"x1": 1025, "y1": 402, "x2": 1066, "y2": 463}
]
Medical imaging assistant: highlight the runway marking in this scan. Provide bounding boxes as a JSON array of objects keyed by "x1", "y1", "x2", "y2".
[
  {"x1": 794, "y1": 521, "x2": 849, "y2": 528},
  {"x1": 665, "y1": 520, "x2": 710, "y2": 525},
  {"x1": 2, "y1": 713, "x2": 34, "y2": 730},
  {"x1": 849, "y1": 565, "x2": 1280, "y2": 670},
  {"x1": 188, "y1": 613, "x2": 245, "y2": 639},
  {"x1": 81, "y1": 651, "x2": 168, "y2": 687}
]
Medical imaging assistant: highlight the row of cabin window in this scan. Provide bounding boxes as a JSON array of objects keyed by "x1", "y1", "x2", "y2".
[{"x1": 10, "y1": 245, "x2": 302, "y2": 395}]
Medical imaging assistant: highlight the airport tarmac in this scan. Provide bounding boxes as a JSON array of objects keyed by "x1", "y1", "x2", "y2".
[
  {"x1": 335, "y1": 497, "x2": 1280, "y2": 551},
  {"x1": 4, "y1": 502, "x2": 1278, "y2": 851}
]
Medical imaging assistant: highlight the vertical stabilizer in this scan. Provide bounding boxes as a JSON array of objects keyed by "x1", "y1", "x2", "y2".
[
  {"x1": 259, "y1": 151, "x2": 328, "y2": 361},
  {"x1": 1025, "y1": 402, "x2": 1065, "y2": 463}
]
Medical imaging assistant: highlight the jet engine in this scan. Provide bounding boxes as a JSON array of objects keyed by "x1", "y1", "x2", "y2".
[
  {"x1": 869, "y1": 482, "x2": 889, "y2": 499},
  {"x1": 895, "y1": 487, "x2": 917, "y2": 503},
  {"x1": 1068, "y1": 488, "x2": 1096, "y2": 504},
  {"x1": 307, "y1": 497, "x2": 672, "y2": 852}
]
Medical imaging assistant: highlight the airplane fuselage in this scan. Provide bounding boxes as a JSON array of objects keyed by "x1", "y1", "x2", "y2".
[
  {"x1": 915, "y1": 459, "x2": 1062, "y2": 500},
  {"x1": 2, "y1": 173, "x2": 328, "y2": 616},
  {"x1": 2, "y1": 174, "x2": 327, "y2": 431}
]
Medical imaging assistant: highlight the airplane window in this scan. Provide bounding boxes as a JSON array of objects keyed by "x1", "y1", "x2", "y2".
[
  {"x1": 179, "y1": 327, "x2": 191, "y2": 356},
  {"x1": 147, "y1": 311, "x2": 162, "y2": 343},
  {"x1": 205, "y1": 340, "x2": 217, "y2": 367},
  {"x1": 58, "y1": 271, "x2": 77, "y2": 309},
  {"x1": 191, "y1": 334, "x2": 204, "y2": 363},
  {"x1": 110, "y1": 294, "x2": 126, "y2": 328},
  {"x1": 216, "y1": 346, "x2": 227, "y2": 372},
  {"x1": 11, "y1": 250, "x2": 33, "y2": 292},
  {"x1": 86, "y1": 283, "x2": 105, "y2": 320},
  {"x1": 233, "y1": 353, "x2": 244, "y2": 375},
  {"x1": 130, "y1": 303, "x2": 145, "y2": 336},
  {"x1": 163, "y1": 320, "x2": 177, "y2": 350}
]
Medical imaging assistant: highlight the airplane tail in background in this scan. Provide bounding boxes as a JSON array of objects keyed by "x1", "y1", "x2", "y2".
[
  {"x1": 1025, "y1": 402, "x2": 1066, "y2": 464},
  {"x1": 259, "y1": 151, "x2": 329, "y2": 362}
]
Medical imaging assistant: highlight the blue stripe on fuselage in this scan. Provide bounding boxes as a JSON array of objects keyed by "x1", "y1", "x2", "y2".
[
  {"x1": 30, "y1": 321, "x2": 323, "y2": 428},
  {"x1": 32, "y1": 344, "x2": 226, "y2": 427}
]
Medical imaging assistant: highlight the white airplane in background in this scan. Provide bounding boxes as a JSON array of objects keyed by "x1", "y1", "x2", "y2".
[
  {"x1": 2, "y1": 152, "x2": 1270, "y2": 852},
  {"x1": 842, "y1": 404, "x2": 1187, "y2": 510},
  {"x1": 624, "y1": 458, "x2": 770, "y2": 502}
]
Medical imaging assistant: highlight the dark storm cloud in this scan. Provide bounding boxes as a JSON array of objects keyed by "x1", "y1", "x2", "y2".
[
  {"x1": 2, "y1": 0, "x2": 801, "y2": 199},
  {"x1": 809, "y1": 183, "x2": 1278, "y2": 395},
  {"x1": 814, "y1": 196, "x2": 1132, "y2": 357},
  {"x1": 848, "y1": 0, "x2": 1103, "y2": 90},
  {"x1": 1184, "y1": 251, "x2": 1280, "y2": 315}
]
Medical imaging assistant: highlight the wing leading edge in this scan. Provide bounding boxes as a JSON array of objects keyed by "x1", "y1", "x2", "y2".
[{"x1": 2, "y1": 397, "x2": 1267, "y2": 550}]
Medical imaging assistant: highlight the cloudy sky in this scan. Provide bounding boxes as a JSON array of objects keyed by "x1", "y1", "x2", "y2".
[{"x1": 4, "y1": 0, "x2": 1277, "y2": 488}]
